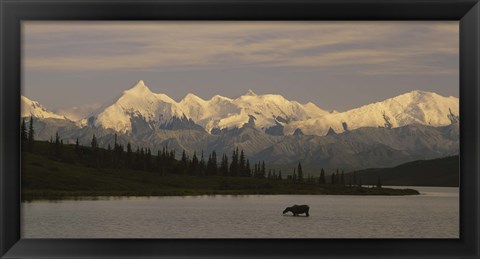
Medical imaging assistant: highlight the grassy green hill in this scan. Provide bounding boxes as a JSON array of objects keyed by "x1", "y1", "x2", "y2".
[{"x1": 348, "y1": 156, "x2": 459, "y2": 187}]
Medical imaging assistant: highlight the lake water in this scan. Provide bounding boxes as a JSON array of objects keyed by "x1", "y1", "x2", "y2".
[{"x1": 21, "y1": 186, "x2": 459, "y2": 238}]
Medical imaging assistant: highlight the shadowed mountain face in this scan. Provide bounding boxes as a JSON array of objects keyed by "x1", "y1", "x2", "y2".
[
  {"x1": 255, "y1": 124, "x2": 458, "y2": 168},
  {"x1": 158, "y1": 115, "x2": 205, "y2": 132}
]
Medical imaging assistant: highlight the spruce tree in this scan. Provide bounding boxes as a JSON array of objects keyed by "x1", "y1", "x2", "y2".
[
  {"x1": 157, "y1": 150, "x2": 162, "y2": 168},
  {"x1": 230, "y1": 148, "x2": 239, "y2": 177},
  {"x1": 181, "y1": 150, "x2": 188, "y2": 174},
  {"x1": 335, "y1": 169, "x2": 340, "y2": 184},
  {"x1": 239, "y1": 150, "x2": 246, "y2": 176},
  {"x1": 297, "y1": 162, "x2": 303, "y2": 181},
  {"x1": 261, "y1": 161, "x2": 266, "y2": 178},
  {"x1": 140, "y1": 148, "x2": 145, "y2": 170},
  {"x1": 319, "y1": 168, "x2": 326, "y2": 184},
  {"x1": 126, "y1": 143, "x2": 132, "y2": 169},
  {"x1": 191, "y1": 152, "x2": 199, "y2": 175},
  {"x1": 48, "y1": 136, "x2": 53, "y2": 156},
  {"x1": 220, "y1": 154, "x2": 229, "y2": 176},
  {"x1": 90, "y1": 134, "x2": 100, "y2": 167},
  {"x1": 27, "y1": 116, "x2": 35, "y2": 151},
  {"x1": 113, "y1": 133, "x2": 120, "y2": 166},
  {"x1": 55, "y1": 132, "x2": 61, "y2": 157},
  {"x1": 210, "y1": 151, "x2": 218, "y2": 175},
  {"x1": 134, "y1": 147, "x2": 140, "y2": 170},
  {"x1": 199, "y1": 151, "x2": 206, "y2": 176},
  {"x1": 146, "y1": 148, "x2": 152, "y2": 171},
  {"x1": 106, "y1": 144, "x2": 112, "y2": 167},
  {"x1": 213, "y1": 151, "x2": 218, "y2": 172},
  {"x1": 207, "y1": 154, "x2": 213, "y2": 176},
  {"x1": 91, "y1": 134, "x2": 98, "y2": 149},
  {"x1": 245, "y1": 159, "x2": 251, "y2": 177},
  {"x1": 21, "y1": 118, "x2": 27, "y2": 149},
  {"x1": 75, "y1": 138, "x2": 80, "y2": 153}
]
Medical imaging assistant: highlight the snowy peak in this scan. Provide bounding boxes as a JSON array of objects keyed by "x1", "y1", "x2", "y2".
[
  {"x1": 123, "y1": 80, "x2": 155, "y2": 97},
  {"x1": 215, "y1": 92, "x2": 329, "y2": 133},
  {"x1": 21, "y1": 96, "x2": 66, "y2": 120},
  {"x1": 284, "y1": 90, "x2": 459, "y2": 136},
  {"x1": 303, "y1": 101, "x2": 328, "y2": 117},
  {"x1": 93, "y1": 80, "x2": 187, "y2": 133},
  {"x1": 244, "y1": 89, "x2": 257, "y2": 96},
  {"x1": 211, "y1": 95, "x2": 232, "y2": 102},
  {"x1": 178, "y1": 93, "x2": 211, "y2": 123},
  {"x1": 130, "y1": 80, "x2": 148, "y2": 90},
  {"x1": 386, "y1": 90, "x2": 446, "y2": 106},
  {"x1": 181, "y1": 93, "x2": 206, "y2": 104},
  {"x1": 117, "y1": 81, "x2": 173, "y2": 106}
]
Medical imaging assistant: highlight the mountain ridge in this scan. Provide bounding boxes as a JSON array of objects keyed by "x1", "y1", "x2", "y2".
[
  {"x1": 29, "y1": 115, "x2": 459, "y2": 170},
  {"x1": 22, "y1": 80, "x2": 459, "y2": 138},
  {"x1": 21, "y1": 96, "x2": 66, "y2": 120},
  {"x1": 345, "y1": 155, "x2": 459, "y2": 187}
]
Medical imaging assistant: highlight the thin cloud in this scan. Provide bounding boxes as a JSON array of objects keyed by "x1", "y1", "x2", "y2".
[{"x1": 23, "y1": 21, "x2": 458, "y2": 76}]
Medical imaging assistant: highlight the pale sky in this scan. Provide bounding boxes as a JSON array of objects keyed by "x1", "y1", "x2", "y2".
[{"x1": 22, "y1": 21, "x2": 459, "y2": 111}]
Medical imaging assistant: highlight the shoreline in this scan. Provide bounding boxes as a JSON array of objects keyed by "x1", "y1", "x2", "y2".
[{"x1": 22, "y1": 187, "x2": 420, "y2": 201}]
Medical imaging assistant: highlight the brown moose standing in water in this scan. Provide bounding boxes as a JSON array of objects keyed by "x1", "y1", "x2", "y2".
[{"x1": 282, "y1": 204, "x2": 310, "y2": 217}]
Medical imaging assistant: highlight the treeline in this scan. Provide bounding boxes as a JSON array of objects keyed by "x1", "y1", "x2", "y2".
[
  {"x1": 316, "y1": 168, "x2": 381, "y2": 188},
  {"x1": 46, "y1": 133, "x2": 273, "y2": 178},
  {"x1": 21, "y1": 117, "x2": 281, "y2": 179},
  {"x1": 22, "y1": 117, "x2": 381, "y2": 187},
  {"x1": 21, "y1": 117, "x2": 35, "y2": 152}
]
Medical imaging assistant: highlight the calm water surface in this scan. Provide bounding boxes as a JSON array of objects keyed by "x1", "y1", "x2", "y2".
[{"x1": 22, "y1": 186, "x2": 458, "y2": 238}]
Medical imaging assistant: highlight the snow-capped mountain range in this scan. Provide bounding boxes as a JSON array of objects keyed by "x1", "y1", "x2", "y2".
[
  {"x1": 78, "y1": 80, "x2": 330, "y2": 134},
  {"x1": 20, "y1": 80, "x2": 459, "y2": 169},
  {"x1": 22, "y1": 80, "x2": 459, "y2": 136}
]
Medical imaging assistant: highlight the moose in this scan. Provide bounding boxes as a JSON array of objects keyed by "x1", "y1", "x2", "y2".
[{"x1": 282, "y1": 204, "x2": 310, "y2": 217}]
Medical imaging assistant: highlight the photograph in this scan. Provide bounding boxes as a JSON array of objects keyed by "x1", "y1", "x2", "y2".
[{"x1": 20, "y1": 21, "x2": 459, "y2": 239}]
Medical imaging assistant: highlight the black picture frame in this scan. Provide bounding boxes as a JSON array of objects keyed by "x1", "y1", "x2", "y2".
[{"x1": 1, "y1": 0, "x2": 479, "y2": 258}]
